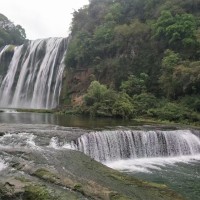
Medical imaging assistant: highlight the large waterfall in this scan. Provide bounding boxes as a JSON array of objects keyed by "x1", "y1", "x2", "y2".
[
  {"x1": 71, "y1": 130, "x2": 200, "y2": 162},
  {"x1": 0, "y1": 38, "x2": 67, "y2": 109}
]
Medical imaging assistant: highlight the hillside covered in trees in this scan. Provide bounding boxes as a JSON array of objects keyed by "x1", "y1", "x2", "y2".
[
  {"x1": 0, "y1": 13, "x2": 26, "y2": 47},
  {"x1": 63, "y1": 0, "x2": 200, "y2": 125}
]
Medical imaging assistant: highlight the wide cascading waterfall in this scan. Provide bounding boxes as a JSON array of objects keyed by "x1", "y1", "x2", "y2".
[
  {"x1": 71, "y1": 130, "x2": 200, "y2": 162},
  {"x1": 0, "y1": 37, "x2": 67, "y2": 109}
]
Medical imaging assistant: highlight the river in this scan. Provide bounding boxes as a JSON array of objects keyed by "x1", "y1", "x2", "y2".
[{"x1": 0, "y1": 109, "x2": 200, "y2": 200}]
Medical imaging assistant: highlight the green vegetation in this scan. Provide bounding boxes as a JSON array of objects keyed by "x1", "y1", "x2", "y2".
[
  {"x1": 33, "y1": 168, "x2": 60, "y2": 184},
  {"x1": 0, "y1": 13, "x2": 26, "y2": 47},
  {"x1": 63, "y1": 0, "x2": 200, "y2": 125},
  {"x1": 153, "y1": 11, "x2": 197, "y2": 51},
  {"x1": 24, "y1": 185, "x2": 53, "y2": 200},
  {"x1": 16, "y1": 108, "x2": 54, "y2": 113}
]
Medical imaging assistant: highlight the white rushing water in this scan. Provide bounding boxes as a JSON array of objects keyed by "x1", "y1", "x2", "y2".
[
  {"x1": 0, "y1": 132, "x2": 40, "y2": 149},
  {"x1": 0, "y1": 109, "x2": 18, "y2": 113},
  {"x1": 0, "y1": 45, "x2": 12, "y2": 61},
  {"x1": 68, "y1": 129, "x2": 200, "y2": 173},
  {"x1": 71, "y1": 130, "x2": 200, "y2": 162},
  {"x1": 49, "y1": 136, "x2": 76, "y2": 150},
  {"x1": 0, "y1": 38, "x2": 67, "y2": 109},
  {"x1": 49, "y1": 137, "x2": 60, "y2": 149},
  {"x1": 2, "y1": 128, "x2": 199, "y2": 174},
  {"x1": 0, "y1": 158, "x2": 7, "y2": 171},
  {"x1": 105, "y1": 155, "x2": 200, "y2": 173}
]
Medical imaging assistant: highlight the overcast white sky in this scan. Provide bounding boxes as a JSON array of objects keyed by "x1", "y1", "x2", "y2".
[{"x1": 0, "y1": 0, "x2": 89, "y2": 40}]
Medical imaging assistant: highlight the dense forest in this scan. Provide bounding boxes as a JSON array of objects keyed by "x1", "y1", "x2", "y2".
[
  {"x1": 63, "y1": 0, "x2": 200, "y2": 124},
  {"x1": 0, "y1": 13, "x2": 26, "y2": 47}
]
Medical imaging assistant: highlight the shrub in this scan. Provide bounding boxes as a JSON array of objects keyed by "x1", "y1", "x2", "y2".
[
  {"x1": 112, "y1": 93, "x2": 135, "y2": 119},
  {"x1": 132, "y1": 93, "x2": 159, "y2": 115},
  {"x1": 84, "y1": 81, "x2": 108, "y2": 106},
  {"x1": 179, "y1": 95, "x2": 200, "y2": 112},
  {"x1": 148, "y1": 102, "x2": 200, "y2": 122}
]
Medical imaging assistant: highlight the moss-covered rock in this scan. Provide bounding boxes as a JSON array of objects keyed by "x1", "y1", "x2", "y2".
[
  {"x1": 33, "y1": 168, "x2": 60, "y2": 184},
  {"x1": 23, "y1": 185, "x2": 53, "y2": 200}
]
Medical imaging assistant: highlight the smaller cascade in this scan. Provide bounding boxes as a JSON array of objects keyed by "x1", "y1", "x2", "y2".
[{"x1": 71, "y1": 130, "x2": 200, "y2": 162}]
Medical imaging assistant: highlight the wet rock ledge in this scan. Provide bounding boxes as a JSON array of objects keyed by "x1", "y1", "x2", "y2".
[
  {"x1": 0, "y1": 149, "x2": 185, "y2": 200},
  {"x1": 0, "y1": 124, "x2": 185, "y2": 200}
]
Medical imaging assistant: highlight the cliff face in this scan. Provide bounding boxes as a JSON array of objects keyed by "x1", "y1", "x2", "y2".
[{"x1": 60, "y1": 67, "x2": 94, "y2": 107}]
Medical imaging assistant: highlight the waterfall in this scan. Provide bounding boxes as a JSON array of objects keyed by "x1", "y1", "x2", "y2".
[
  {"x1": 0, "y1": 38, "x2": 67, "y2": 109},
  {"x1": 0, "y1": 45, "x2": 11, "y2": 62},
  {"x1": 0, "y1": 45, "x2": 13, "y2": 84},
  {"x1": 71, "y1": 130, "x2": 200, "y2": 162}
]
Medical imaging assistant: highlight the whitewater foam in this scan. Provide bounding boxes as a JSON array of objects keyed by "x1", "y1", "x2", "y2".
[
  {"x1": 49, "y1": 137, "x2": 60, "y2": 149},
  {"x1": 105, "y1": 155, "x2": 200, "y2": 173},
  {"x1": 0, "y1": 158, "x2": 7, "y2": 171},
  {"x1": 0, "y1": 132, "x2": 41, "y2": 150},
  {"x1": 49, "y1": 137, "x2": 76, "y2": 150},
  {"x1": 0, "y1": 109, "x2": 18, "y2": 113}
]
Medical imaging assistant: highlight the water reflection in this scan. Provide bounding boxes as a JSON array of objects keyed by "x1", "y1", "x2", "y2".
[
  {"x1": 0, "y1": 112, "x2": 55, "y2": 125},
  {"x1": 0, "y1": 111, "x2": 133, "y2": 129}
]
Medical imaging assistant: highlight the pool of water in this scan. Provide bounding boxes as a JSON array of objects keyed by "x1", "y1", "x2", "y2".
[
  {"x1": 0, "y1": 110, "x2": 140, "y2": 129},
  {"x1": 106, "y1": 156, "x2": 200, "y2": 200}
]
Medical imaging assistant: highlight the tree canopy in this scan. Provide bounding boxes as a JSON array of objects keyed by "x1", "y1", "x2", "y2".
[{"x1": 0, "y1": 13, "x2": 26, "y2": 47}]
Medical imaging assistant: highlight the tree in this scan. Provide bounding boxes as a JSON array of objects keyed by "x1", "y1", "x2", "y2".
[
  {"x1": 132, "y1": 93, "x2": 158, "y2": 115},
  {"x1": 114, "y1": 19, "x2": 150, "y2": 57},
  {"x1": 162, "y1": 49, "x2": 180, "y2": 69},
  {"x1": 84, "y1": 81, "x2": 108, "y2": 106},
  {"x1": 154, "y1": 11, "x2": 197, "y2": 49},
  {"x1": 159, "y1": 50, "x2": 180, "y2": 98},
  {"x1": 172, "y1": 63, "x2": 200, "y2": 96},
  {"x1": 160, "y1": 50, "x2": 200, "y2": 98},
  {"x1": 112, "y1": 92, "x2": 135, "y2": 119},
  {"x1": 120, "y1": 73, "x2": 149, "y2": 96},
  {"x1": 0, "y1": 13, "x2": 26, "y2": 47}
]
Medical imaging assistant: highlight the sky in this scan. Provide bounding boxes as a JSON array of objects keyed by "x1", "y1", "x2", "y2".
[{"x1": 0, "y1": 0, "x2": 89, "y2": 40}]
